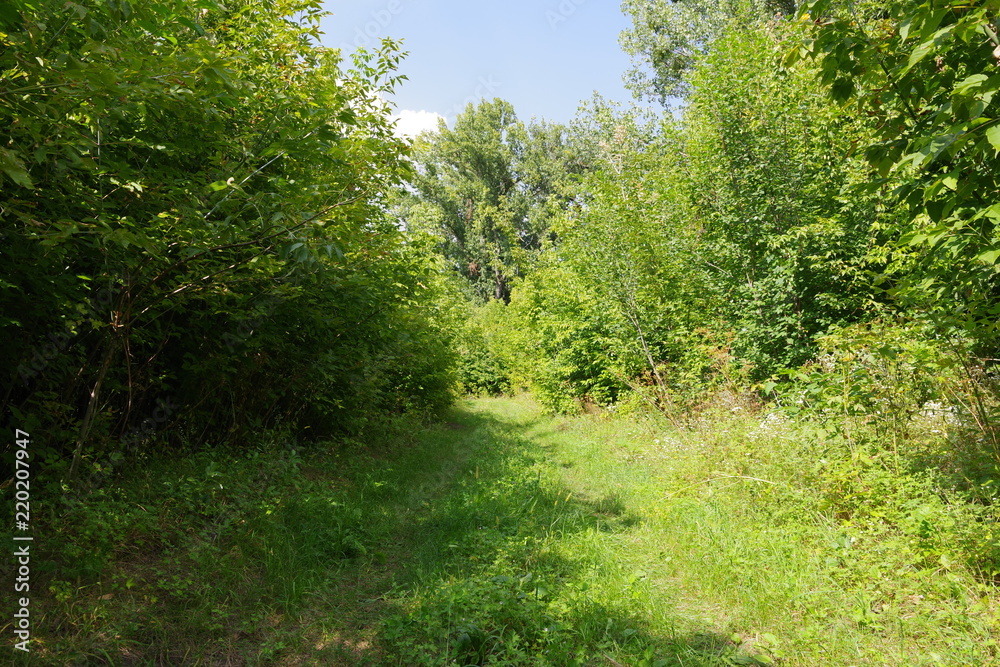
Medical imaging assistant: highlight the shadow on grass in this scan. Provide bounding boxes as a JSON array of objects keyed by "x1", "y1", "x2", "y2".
[
  {"x1": 304, "y1": 402, "x2": 770, "y2": 666},
  {"x1": 17, "y1": 400, "x2": 770, "y2": 666}
]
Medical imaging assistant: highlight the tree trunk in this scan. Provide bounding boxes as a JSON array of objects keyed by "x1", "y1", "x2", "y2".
[{"x1": 67, "y1": 339, "x2": 116, "y2": 482}]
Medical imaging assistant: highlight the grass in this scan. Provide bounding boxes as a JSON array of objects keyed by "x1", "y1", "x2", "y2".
[{"x1": 11, "y1": 394, "x2": 1000, "y2": 664}]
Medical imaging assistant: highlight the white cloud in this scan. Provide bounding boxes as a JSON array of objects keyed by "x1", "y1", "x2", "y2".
[{"x1": 392, "y1": 110, "x2": 445, "y2": 138}]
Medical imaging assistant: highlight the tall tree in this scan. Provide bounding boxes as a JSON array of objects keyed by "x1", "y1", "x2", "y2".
[
  {"x1": 559, "y1": 102, "x2": 707, "y2": 403},
  {"x1": 620, "y1": 0, "x2": 800, "y2": 102},
  {"x1": 682, "y1": 21, "x2": 880, "y2": 376},
  {"x1": 397, "y1": 99, "x2": 585, "y2": 302}
]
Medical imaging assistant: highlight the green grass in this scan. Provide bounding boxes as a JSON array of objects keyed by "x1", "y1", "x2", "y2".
[{"x1": 16, "y1": 395, "x2": 1000, "y2": 665}]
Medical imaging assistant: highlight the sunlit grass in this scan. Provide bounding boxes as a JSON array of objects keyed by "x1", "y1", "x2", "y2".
[{"x1": 25, "y1": 395, "x2": 1000, "y2": 665}]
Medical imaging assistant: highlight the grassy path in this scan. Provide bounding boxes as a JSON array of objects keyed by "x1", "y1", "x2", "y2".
[
  {"x1": 302, "y1": 395, "x2": 997, "y2": 666},
  {"x1": 289, "y1": 394, "x2": 765, "y2": 665},
  {"x1": 29, "y1": 395, "x2": 998, "y2": 664}
]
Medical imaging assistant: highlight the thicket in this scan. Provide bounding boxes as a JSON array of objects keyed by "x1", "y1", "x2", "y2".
[
  {"x1": 5, "y1": 0, "x2": 1000, "y2": 662},
  {"x1": 430, "y1": 1, "x2": 1000, "y2": 439},
  {"x1": 1, "y1": 0, "x2": 458, "y2": 484}
]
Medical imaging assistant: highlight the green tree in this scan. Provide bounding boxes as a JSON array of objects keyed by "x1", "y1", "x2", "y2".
[
  {"x1": 682, "y1": 20, "x2": 880, "y2": 376},
  {"x1": 620, "y1": 0, "x2": 800, "y2": 102},
  {"x1": 490, "y1": 260, "x2": 628, "y2": 412},
  {"x1": 500, "y1": 20, "x2": 884, "y2": 411},
  {"x1": 1, "y1": 0, "x2": 449, "y2": 477},
  {"x1": 558, "y1": 102, "x2": 710, "y2": 405},
  {"x1": 397, "y1": 98, "x2": 586, "y2": 302}
]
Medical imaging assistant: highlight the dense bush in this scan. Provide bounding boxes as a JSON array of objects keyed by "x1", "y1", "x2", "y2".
[{"x1": 0, "y1": 0, "x2": 457, "y2": 477}]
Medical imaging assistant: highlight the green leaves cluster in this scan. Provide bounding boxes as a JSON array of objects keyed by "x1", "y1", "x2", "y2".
[
  {"x1": 793, "y1": 0, "x2": 1000, "y2": 349},
  {"x1": 482, "y1": 1, "x2": 998, "y2": 420},
  {"x1": 620, "y1": 0, "x2": 800, "y2": 102},
  {"x1": 491, "y1": 18, "x2": 882, "y2": 411},
  {"x1": 1, "y1": 0, "x2": 456, "y2": 472},
  {"x1": 684, "y1": 22, "x2": 880, "y2": 377}
]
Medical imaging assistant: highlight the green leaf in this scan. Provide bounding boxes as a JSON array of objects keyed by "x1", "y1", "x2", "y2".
[
  {"x1": 918, "y1": 9, "x2": 950, "y2": 42},
  {"x1": 977, "y1": 249, "x2": 1000, "y2": 265},
  {"x1": 986, "y1": 124, "x2": 1000, "y2": 152},
  {"x1": 830, "y1": 78, "x2": 854, "y2": 103},
  {"x1": 902, "y1": 25, "x2": 956, "y2": 77},
  {"x1": 898, "y1": 14, "x2": 915, "y2": 42},
  {"x1": 981, "y1": 203, "x2": 1000, "y2": 222},
  {"x1": 941, "y1": 171, "x2": 959, "y2": 192},
  {"x1": 912, "y1": 131, "x2": 961, "y2": 168},
  {"x1": 904, "y1": 40, "x2": 934, "y2": 73},
  {"x1": 176, "y1": 16, "x2": 205, "y2": 35},
  {"x1": 925, "y1": 199, "x2": 945, "y2": 223},
  {"x1": 0, "y1": 148, "x2": 33, "y2": 188},
  {"x1": 954, "y1": 74, "x2": 989, "y2": 96}
]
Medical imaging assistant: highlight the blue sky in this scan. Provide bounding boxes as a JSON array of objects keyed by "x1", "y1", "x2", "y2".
[{"x1": 318, "y1": 1, "x2": 637, "y2": 134}]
